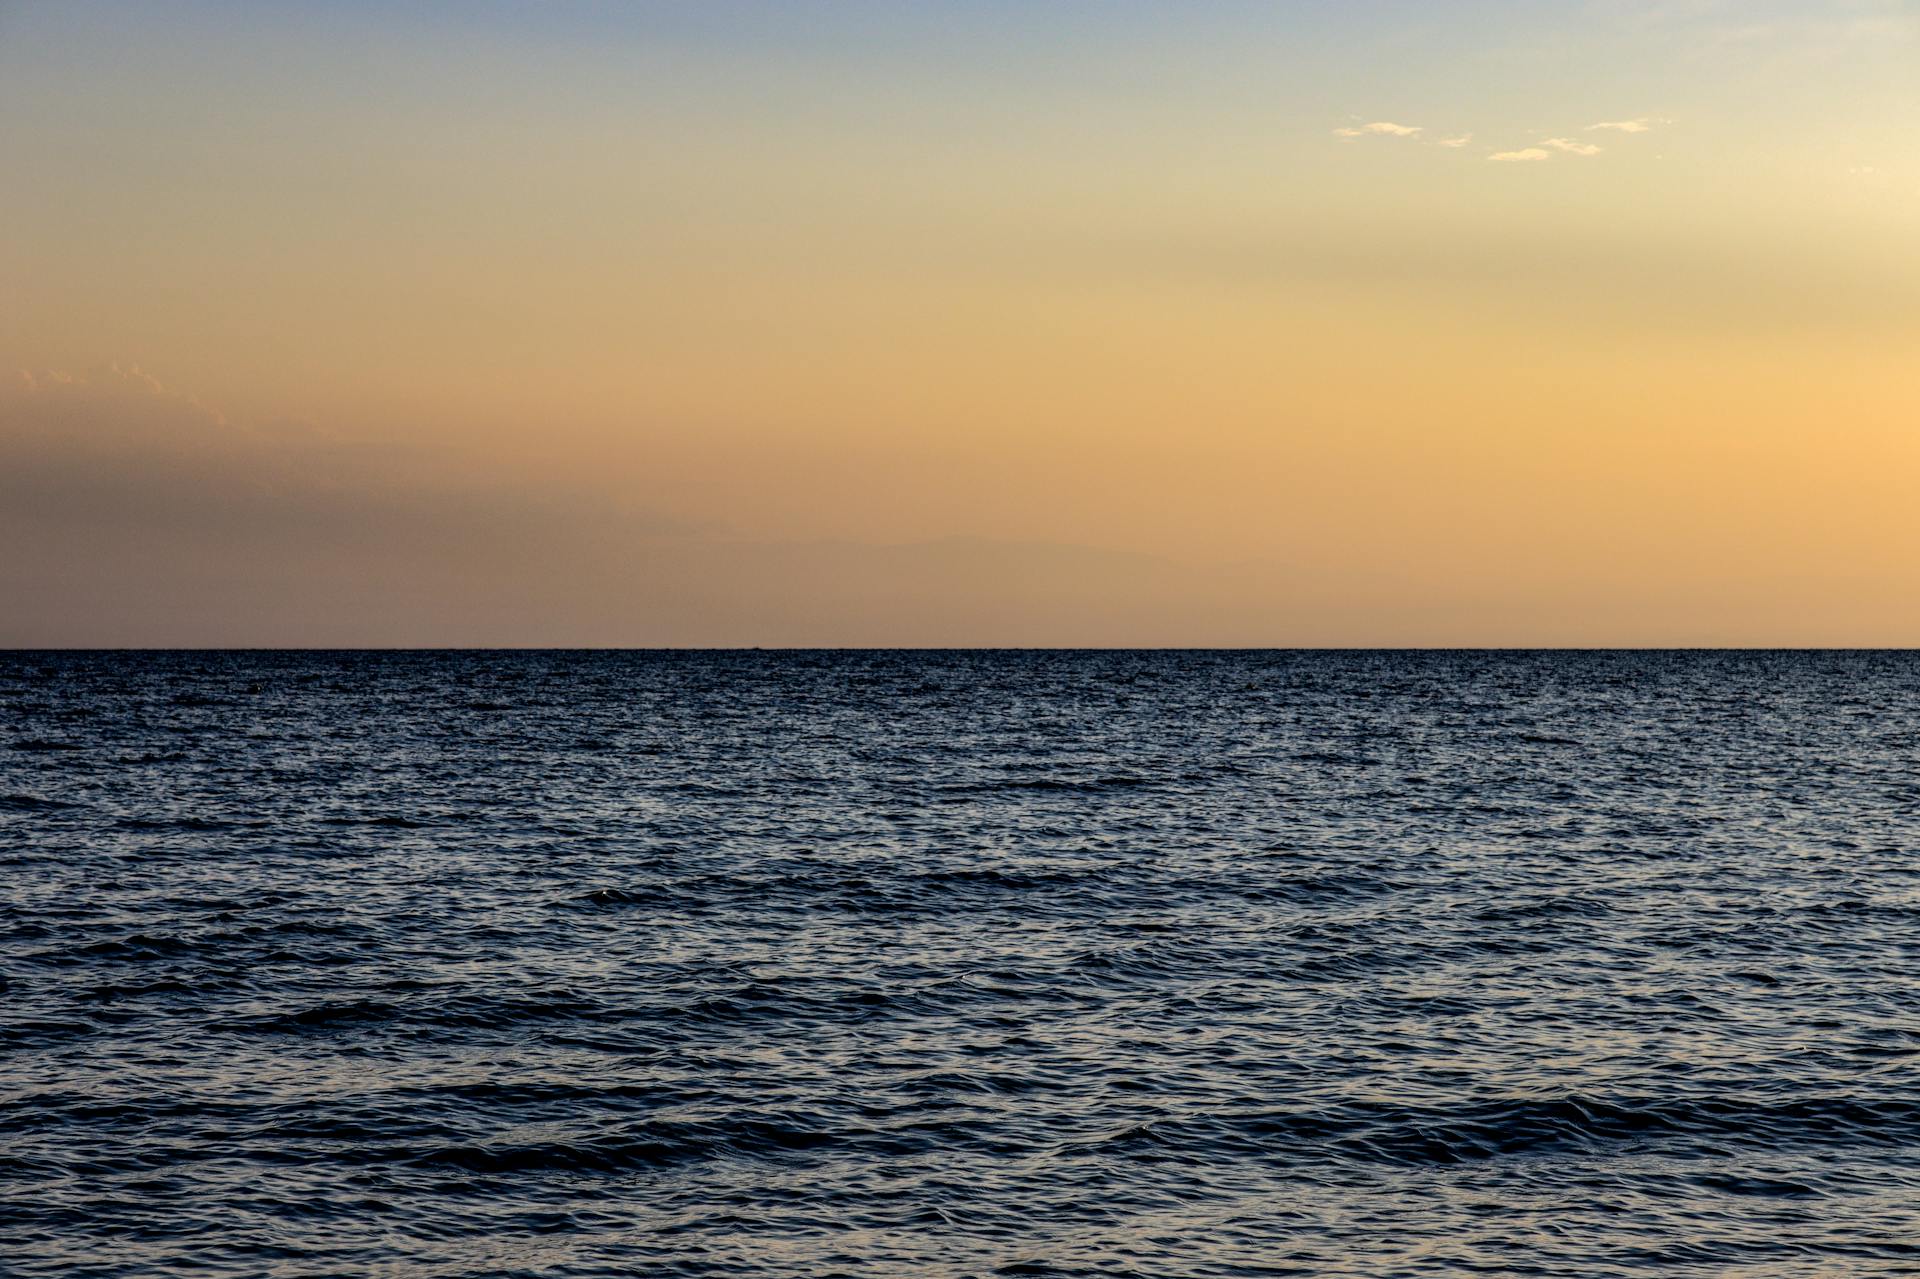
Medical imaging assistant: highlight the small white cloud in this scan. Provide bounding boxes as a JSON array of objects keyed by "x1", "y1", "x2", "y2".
[
  {"x1": 1489, "y1": 148, "x2": 1552, "y2": 163},
  {"x1": 1439, "y1": 134, "x2": 1474, "y2": 148},
  {"x1": 1333, "y1": 121, "x2": 1423, "y2": 138},
  {"x1": 1591, "y1": 119, "x2": 1654, "y2": 133},
  {"x1": 1542, "y1": 138, "x2": 1603, "y2": 156}
]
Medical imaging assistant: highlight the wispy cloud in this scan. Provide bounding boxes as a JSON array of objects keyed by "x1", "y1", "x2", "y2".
[
  {"x1": 1333, "y1": 121, "x2": 1422, "y2": 138},
  {"x1": 1332, "y1": 115, "x2": 1653, "y2": 166},
  {"x1": 14, "y1": 361, "x2": 228, "y2": 428}
]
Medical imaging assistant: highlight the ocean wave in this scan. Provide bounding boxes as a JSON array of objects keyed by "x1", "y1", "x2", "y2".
[
  {"x1": 0, "y1": 794, "x2": 81, "y2": 812},
  {"x1": 1085, "y1": 1094, "x2": 1920, "y2": 1166}
]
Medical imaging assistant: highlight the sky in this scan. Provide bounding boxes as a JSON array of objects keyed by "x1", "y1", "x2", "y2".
[{"x1": 3, "y1": 0, "x2": 1917, "y2": 646}]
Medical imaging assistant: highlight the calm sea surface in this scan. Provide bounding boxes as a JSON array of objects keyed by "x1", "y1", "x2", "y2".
[{"x1": 4, "y1": 651, "x2": 1918, "y2": 1277}]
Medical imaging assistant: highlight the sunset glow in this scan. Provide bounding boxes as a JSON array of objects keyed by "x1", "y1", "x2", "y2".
[{"x1": 5, "y1": 1, "x2": 1917, "y2": 644}]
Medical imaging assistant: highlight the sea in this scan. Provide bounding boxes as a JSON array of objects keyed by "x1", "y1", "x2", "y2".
[{"x1": 3, "y1": 650, "x2": 1918, "y2": 1277}]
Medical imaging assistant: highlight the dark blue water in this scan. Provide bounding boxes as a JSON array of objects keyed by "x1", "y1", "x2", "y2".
[{"x1": 4, "y1": 651, "x2": 1918, "y2": 1277}]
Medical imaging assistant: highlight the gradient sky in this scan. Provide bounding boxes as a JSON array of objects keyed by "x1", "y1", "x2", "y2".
[{"x1": 4, "y1": 0, "x2": 1917, "y2": 645}]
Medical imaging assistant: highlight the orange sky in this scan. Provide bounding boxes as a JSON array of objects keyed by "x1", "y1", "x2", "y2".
[{"x1": 3, "y1": 2, "x2": 1917, "y2": 644}]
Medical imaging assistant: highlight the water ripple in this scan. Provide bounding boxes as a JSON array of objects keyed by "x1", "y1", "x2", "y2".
[{"x1": 3, "y1": 650, "x2": 1919, "y2": 1277}]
